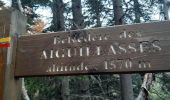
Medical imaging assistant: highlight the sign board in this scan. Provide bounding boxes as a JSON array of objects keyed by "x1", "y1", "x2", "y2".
[{"x1": 15, "y1": 21, "x2": 170, "y2": 77}]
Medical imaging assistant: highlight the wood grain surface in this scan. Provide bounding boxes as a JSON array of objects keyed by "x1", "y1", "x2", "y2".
[
  {"x1": 0, "y1": 10, "x2": 11, "y2": 99},
  {"x1": 15, "y1": 21, "x2": 170, "y2": 77}
]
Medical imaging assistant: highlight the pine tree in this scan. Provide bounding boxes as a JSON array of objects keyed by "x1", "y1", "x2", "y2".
[
  {"x1": 113, "y1": 0, "x2": 134, "y2": 100},
  {"x1": 51, "y1": 0, "x2": 70, "y2": 100},
  {"x1": 71, "y1": 0, "x2": 90, "y2": 100}
]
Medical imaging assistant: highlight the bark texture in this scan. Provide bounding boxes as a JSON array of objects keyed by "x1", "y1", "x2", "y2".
[
  {"x1": 113, "y1": 0, "x2": 134, "y2": 100},
  {"x1": 22, "y1": 78, "x2": 30, "y2": 100},
  {"x1": 12, "y1": 0, "x2": 19, "y2": 10},
  {"x1": 72, "y1": 0, "x2": 90, "y2": 99},
  {"x1": 72, "y1": 0, "x2": 84, "y2": 29},
  {"x1": 133, "y1": 0, "x2": 141, "y2": 23},
  {"x1": 163, "y1": 0, "x2": 169, "y2": 20},
  {"x1": 51, "y1": 0, "x2": 65, "y2": 31},
  {"x1": 51, "y1": 1, "x2": 70, "y2": 100},
  {"x1": 136, "y1": 73, "x2": 153, "y2": 100},
  {"x1": 61, "y1": 77, "x2": 70, "y2": 100}
]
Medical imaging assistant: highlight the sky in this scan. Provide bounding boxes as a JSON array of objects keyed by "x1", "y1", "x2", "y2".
[
  {"x1": 2, "y1": 0, "x2": 52, "y2": 28},
  {"x1": 2, "y1": 0, "x2": 11, "y2": 6},
  {"x1": 1, "y1": 0, "x2": 164, "y2": 26}
]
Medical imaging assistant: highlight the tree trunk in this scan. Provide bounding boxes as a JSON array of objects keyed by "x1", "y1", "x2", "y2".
[
  {"x1": 17, "y1": 0, "x2": 24, "y2": 13},
  {"x1": 22, "y1": 78, "x2": 30, "y2": 100},
  {"x1": 79, "y1": 77, "x2": 90, "y2": 100},
  {"x1": 113, "y1": 0, "x2": 134, "y2": 100},
  {"x1": 133, "y1": 0, "x2": 141, "y2": 23},
  {"x1": 113, "y1": 0, "x2": 124, "y2": 25},
  {"x1": 163, "y1": 0, "x2": 169, "y2": 20},
  {"x1": 95, "y1": 0, "x2": 101, "y2": 27},
  {"x1": 133, "y1": 0, "x2": 154, "y2": 99},
  {"x1": 136, "y1": 73, "x2": 153, "y2": 100},
  {"x1": 96, "y1": 12, "x2": 101, "y2": 27},
  {"x1": 72, "y1": 0, "x2": 90, "y2": 99},
  {"x1": 51, "y1": 0, "x2": 65, "y2": 31},
  {"x1": 51, "y1": 1, "x2": 70, "y2": 100},
  {"x1": 72, "y1": 0, "x2": 84, "y2": 29},
  {"x1": 12, "y1": 0, "x2": 19, "y2": 10},
  {"x1": 61, "y1": 77, "x2": 70, "y2": 100}
]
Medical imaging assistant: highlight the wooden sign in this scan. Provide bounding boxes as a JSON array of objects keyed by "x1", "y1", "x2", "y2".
[{"x1": 15, "y1": 21, "x2": 170, "y2": 77}]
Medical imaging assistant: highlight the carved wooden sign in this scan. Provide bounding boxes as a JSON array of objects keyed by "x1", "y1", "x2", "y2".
[{"x1": 15, "y1": 21, "x2": 170, "y2": 77}]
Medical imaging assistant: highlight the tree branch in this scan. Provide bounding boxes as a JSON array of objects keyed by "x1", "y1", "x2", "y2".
[
  {"x1": 136, "y1": 73, "x2": 153, "y2": 100},
  {"x1": 21, "y1": 78, "x2": 30, "y2": 100},
  {"x1": 17, "y1": 0, "x2": 24, "y2": 13}
]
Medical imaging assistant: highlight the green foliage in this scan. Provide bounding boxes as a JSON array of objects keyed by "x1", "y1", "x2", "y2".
[
  {"x1": 123, "y1": 0, "x2": 155, "y2": 23},
  {"x1": 85, "y1": 0, "x2": 113, "y2": 27},
  {"x1": 132, "y1": 74, "x2": 143, "y2": 97},
  {"x1": 16, "y1": 0, "x2": 51, "y2": 25},
  {"x1": 149, "y1": 74, "x2": 170, "y2": 100},
  {"x1": 25, "y1": 77, "x2": 64, "y2": 99},
  {"x1": 21, "y1": 0, "x2": 51, "y2": 8}
]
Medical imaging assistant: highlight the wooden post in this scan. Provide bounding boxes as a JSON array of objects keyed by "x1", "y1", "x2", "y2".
[
  {"x1": 0, "y1": 50, "x2": 5, "y2": 100},
  {"x1": 0, "y1": 8, "x2": 27, "y2": 100},
  {"x1": 0, "y1": 8, "x2": 11, "y2": 100}
]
